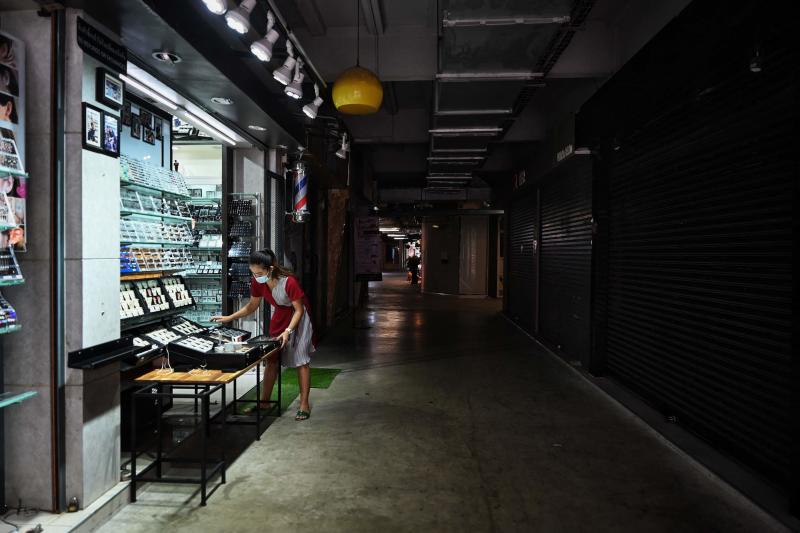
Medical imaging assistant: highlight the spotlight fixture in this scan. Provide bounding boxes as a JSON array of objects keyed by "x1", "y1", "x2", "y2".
[
  {"x1": 152, "y1": 50, "x2": 182, "y2": 64},
  {"x1": 335, "y1": 133, "x2": 349, "y2": 160},
  {"x1": 250, "y1": 11, "x2": 279, "y2": 62},
  {"x1": 201, "y1": 0, "x2": 227, "y2": 15},
  {"x1": 248, "y1": 124, "x2": 268, "y2": 131},
  {"x1": 225, "y1": 0, "x2": 256, "y2": 34},
  {"x1": 211, "y1": 97, "x2": 234, "y2": 105},
  {"x1": 302, "y1": 84, "x2": 323, "y2": 119},
  {"x1": 273, "y1": 40, "x2": 296, "y2": 86},
  {"x1": 285, "y1": 58, "x2": 305, "y2": 100}
]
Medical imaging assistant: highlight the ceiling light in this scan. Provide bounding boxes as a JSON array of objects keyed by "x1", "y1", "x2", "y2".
[
  {"x1": 332, "y1": 0, "x2": 383, "y2": 115},
  {"x1": 183, "y1": 110, "x2": 237, "y2": 145},
  {"x1": 393, "y1": 237, "x2": 406, "y2": 240},
  {"x1": 211, "y1": 97, "x2": 233, "y2": 105},
  {"x1": 201, "y1": 0, "x2": 227, "y2": 15},
  {"x1": 119, "y1": 73, "x2": 178, "y2": 110},
  {"x1": 285, "y1": 58, "x2": 305, "y2": 100},
  {"x1": 429, "y1": 127, "x2": 501, "y2": 134},
  {"x1": 273, "y1": 40, "x2": 296, "y2": 85},
  {"x1": 151, "y1": 50, "x2": 182, "y2": 64},
  {"x1": 250, "y1": 11, "x2": 279, "y2": 62},
  {"x1": 302, "y1": 84, "x2": 323, "y2": 119},
  {"x1": 379, "y1": 227, "x2": 400, "y2": 232},
  {"x1": 225, "y1": 0, "x2": 256, "y2": 34},
  {"x1": 335, "y1": 133, "x2": 349, "y2": 159},
  {"x1": 248, "y1": 124, "x2": 267, "y2": 131}
]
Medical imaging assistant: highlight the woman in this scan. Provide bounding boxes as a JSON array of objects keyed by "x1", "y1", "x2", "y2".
[{"x1": 212, "y1": 250, "x2": 314, "y2": 420}]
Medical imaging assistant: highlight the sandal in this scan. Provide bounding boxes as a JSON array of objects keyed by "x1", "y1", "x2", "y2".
[{"x1": 295, "y1": 410, "x2": 310, "y2": 421}]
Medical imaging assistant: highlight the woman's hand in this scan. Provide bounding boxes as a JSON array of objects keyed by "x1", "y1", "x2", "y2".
[
  {"x1": 277, "y1": 329, "x2": 291, "y2": 348},
  {"x1": 211, "y1": 315, "x2": 233, "y2": 323}
]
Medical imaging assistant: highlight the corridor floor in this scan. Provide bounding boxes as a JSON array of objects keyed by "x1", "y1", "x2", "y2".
[{"x1": 98, "y1": 273, "x2": 787, "y2": 533}]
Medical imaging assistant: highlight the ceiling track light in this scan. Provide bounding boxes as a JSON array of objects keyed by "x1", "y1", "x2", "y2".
[
  {"x1": 225, "y1": 0, "x2": 256, "y2": 34},
  {"x1": 119, "y1": 73, "x2": 178, "y2": 110},
  {"x1": 303, "y1": 83, "x2": 323, "y2": 119},
  {"x1": 285, "y1": 58, "x2": 305, "y2": 100},
  {"x1": 250, "y1": 10, "x2": 279, "y2": 62},
  {"x1": 201, "y1": 0, "x2": 227, "y2": 15},
  {"x1": 273, "y1": 40, "x2": 296, "y2": 85}
]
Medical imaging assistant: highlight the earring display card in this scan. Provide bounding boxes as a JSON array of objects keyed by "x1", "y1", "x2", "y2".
[
  {"x1": 167, "y1": 316, "x2": 207, "y2": 336},
  {"x1": 172, "y1": 336, "x2": 215, "y2": 354},
  {"x1": 119, "y1": 246, "x2": 194, "y2": 274},
  {"x1": 162, "y1": 276, "x2": 194, "y2": 308},
  {"x1": 228, "y1": 241, "x2": 252, "y2": 258},
  {"x1": 229, "y1": 221, "x2": 254, "y2": 237},
  {"x1": 228, "y1": 199, "x2": 254, "y2": 216},
  {"x1": 119, "y1": 282, "x2": 145, "y2": 319},
  {"x1": 144, "y1": 327, "x2": 182, "y2": 346},
  {"x1": 209, "y1": 326, "x2": 251, "y2": 343}
]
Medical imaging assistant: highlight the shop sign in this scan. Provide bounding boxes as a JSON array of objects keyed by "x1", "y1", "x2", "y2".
[
  {"x1": 354, "y1": 216, "x2": 382, "y2": 282},
  {"x1": 77, "y1": 17, "x2": 127, "y2": 74}
]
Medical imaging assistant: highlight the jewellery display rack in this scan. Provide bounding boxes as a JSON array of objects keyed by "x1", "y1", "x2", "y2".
[
  {"x1": 0, "y1": 247, "x2": 24, "y2": 286},
  {"x1": 120, "y1": 316, "x2": 211, "y2": 369},
  {"x1": 226, "y1": 193, "x2": 260, "y2": 303},
  {"x1": 120, "y1": 275, "x2": 196, "y2": 331},
  {"x1": 0, "y1": 291, "x2": 20, "y2": 335},
  {"x1": 0, "y1": 246, "x2": 23, "y2": 335},
  {"x1": 120, "y1": 220, "x2": 194, "y2": 246},
  {"x1": 120, "y1": 155, "x2": 190, "y2": 197},
  {"x1": 120, "y1": 188, "x2": 192, "y2": 224},
  {"x1": 120, "y1": 247, "x2": 194, "y2": 274},
  {"x1": 167, "y1": 334, "x2": 264, "y2": 371}
]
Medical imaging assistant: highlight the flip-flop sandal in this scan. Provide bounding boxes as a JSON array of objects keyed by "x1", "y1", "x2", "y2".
[
  {"x1": 241, "y1": 403, "x2": 271, "y2": 415},
  {"x1": 295, "y1": 410, "x2": 310, "y2": 421}
]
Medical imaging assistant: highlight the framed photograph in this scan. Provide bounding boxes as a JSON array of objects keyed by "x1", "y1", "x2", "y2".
[
  {"x1": 143, "y1": 127, "x2": 155, "y2": 145},
  {"x1": 102, "y1": 112, "x2": 120, "y2": 157},
  {"x1": 121, "y1": 102, "x2": 132, "y2": 126},
  {"x1": 82, "y1": 102, "x2": 104, "y2": 153},
  {"x1": 130, "y1": 114, "x2": 141, "y2": 139},
  {"x1": 139, "y1": 108, "x2": 153, "y2": 129},
  {"x1": 0, "y1": 64, "x2": 19, "y2": 97},
  {"x1": 0, "y1": 93, "x2": 18, "y2": 124},
  {"x1": 154, "y1": 117, "x2": 163, "y2": 140},
  {"x1": 96, "y1": 68, "x2": 124, "y2": 110}
]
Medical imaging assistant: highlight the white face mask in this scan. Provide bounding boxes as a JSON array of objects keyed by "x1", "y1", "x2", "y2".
[{"x1": 253, "y1": 269, "x2": 271, "y2": 284}]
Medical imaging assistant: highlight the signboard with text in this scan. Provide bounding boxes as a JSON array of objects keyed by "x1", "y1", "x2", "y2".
[{"x1": 354, "y1": 216, "x2": 382, "y2": 282}]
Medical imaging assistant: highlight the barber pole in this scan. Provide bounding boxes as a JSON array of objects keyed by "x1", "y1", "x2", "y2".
[{"x1": 291, "y1": 160, "x2": 310, "y2": 223}]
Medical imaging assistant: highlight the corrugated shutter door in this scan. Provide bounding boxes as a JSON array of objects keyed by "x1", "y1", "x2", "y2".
[
  {"x1": 539, "y1": 157, "x2": 593, "y2": 364},
  {"x1": 507, "y1": 193, "x2": 538, "y2": 334},
  {"x1": 604, "y1": 49, "x2": 794, "y2": 483}
]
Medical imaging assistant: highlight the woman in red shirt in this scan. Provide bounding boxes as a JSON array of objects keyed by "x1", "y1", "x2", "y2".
[{"x1": 213, "y1": 249, "x2": 315, "y2": 420}]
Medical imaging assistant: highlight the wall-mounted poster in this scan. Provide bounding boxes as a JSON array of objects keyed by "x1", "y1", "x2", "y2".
[
  {"x1": 96, "y1": 67, "x2": 123, "y2": 109},
  {"x1": 354, "y1": 216, "x2": 383, "y2": 282},
  {"x1": 121, "y1": 102, "x2": 132, "y2": 126},
  {"x1": 154, "y1": 117, "x2": 163, "y2": 140},
  {"x1": 138, "y1": 108, "x2": 152, "y2": 129},
  {"x1": 82, "y1": 102, "x2": 104, "y2": 154},
  {"x1": 0, "y1": 175, "x2": 26, "y2": 251},
  {"x1": 0, "y1": 31, "x2": 25, "y2": 252},
  {"x1": 143, "y1": 126, "x2": 155, "y2": 145},
  {"x1": 130, "y1": 114, "x2": 141, "y2": 139},
  {"x1": 102, "y1": 112, "x2": 120, "y2": 157}
]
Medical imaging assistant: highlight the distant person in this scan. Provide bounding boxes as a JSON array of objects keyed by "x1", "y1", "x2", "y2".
[{"x1": 406, "y1": 253, "x2": 420, "y2": 285}]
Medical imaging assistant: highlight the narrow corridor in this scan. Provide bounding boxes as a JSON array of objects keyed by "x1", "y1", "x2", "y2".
[{"x1": 99, "y1": 273, "x2": 787, "y2": 532}]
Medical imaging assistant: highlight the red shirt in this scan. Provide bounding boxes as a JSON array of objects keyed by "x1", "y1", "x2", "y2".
[{"x1": 250, "y1": 276, "x2": 312, "y2": 337}]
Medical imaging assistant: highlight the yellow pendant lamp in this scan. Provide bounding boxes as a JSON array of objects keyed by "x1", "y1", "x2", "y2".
[{"x1": 333, "y1": 0, "x2": 383, "y2": 115}]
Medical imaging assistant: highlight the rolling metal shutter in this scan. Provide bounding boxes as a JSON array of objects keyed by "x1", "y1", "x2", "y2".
[
  {"x1": 603, "y1": 49, "x2": 794, "y2": 484},
  {"x1": 538, "y1": 157, "x2": 593, "y2": 364},
  {"x1": 507, "y1": 192, "x2": 538, "y2": 335}
]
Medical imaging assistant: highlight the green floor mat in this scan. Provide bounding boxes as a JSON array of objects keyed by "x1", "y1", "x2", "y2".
[{"x1": 236, "y1": 367, "x2": 341, "y2": 414}]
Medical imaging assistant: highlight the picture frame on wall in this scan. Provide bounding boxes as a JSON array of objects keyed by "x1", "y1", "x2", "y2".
[
  {"x1": 139, "y1": 108, "x2": 153, "y2": 129},
  {"x1": 82, "y1": 102, "x2": 104, "y2": 154},
  {"x1": 95, "y1": 68, "x2": 124, "y2": 110},
  {"x1": 143, "y1": 126, "x2": 155, "y2": 145},
  {"x1": 121, "y1": 102, "x2": 132, "y2": 126},
  {"x1": 154, "y1": 117, "x2": 163, "y2": 140},
  {"x1": 130, "y1": 114, "x2": 141, "y2": 139},
  {"x1": 102, "y1": 112, "x2": 120, "y2": 157}
]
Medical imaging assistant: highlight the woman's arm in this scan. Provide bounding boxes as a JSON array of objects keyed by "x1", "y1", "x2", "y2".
[
  {"x1": 211, "y1": 296, "x2": 262, "y2": 323},
  {"x1": 276, "y1": 299, "x2": 304, "y2": 347}
]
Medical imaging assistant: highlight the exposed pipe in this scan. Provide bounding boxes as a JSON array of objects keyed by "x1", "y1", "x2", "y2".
[{"x1": 49, "y1": 6, "x2": 67, "y2": 513}]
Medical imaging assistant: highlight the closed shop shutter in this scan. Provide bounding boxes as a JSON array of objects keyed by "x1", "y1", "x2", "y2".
[
  {"x1": 539, "y1": 157, "x2": 593, "y2": 364},
  {"x1": 507, "y1": 192, "x2": 538, "y2": 334},
  {"x1": 603, "y1": 48, "x2": 794, "y2": 484}
]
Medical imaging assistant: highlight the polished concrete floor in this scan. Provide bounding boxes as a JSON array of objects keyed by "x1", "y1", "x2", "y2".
[{"x1": 98, "y1": 273, "x2": 788, "y2": 533}]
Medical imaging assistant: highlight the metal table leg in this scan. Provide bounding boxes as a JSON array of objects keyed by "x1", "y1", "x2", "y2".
[
  {"x1": 200, "y1": 389, "x2": 208, "y2": 506},
  {"x1": 130, "y1": 388, "x2": 137, "y2": 503}
]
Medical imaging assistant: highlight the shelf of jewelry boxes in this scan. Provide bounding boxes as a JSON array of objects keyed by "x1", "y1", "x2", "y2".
[
  {"x1": 119, "y1": 276, "x2": 195, "y2": 331},
  {"x1": 120, "y1": 246, "x2": 195, "y2": 277},
  {"x1": 120, "y1": 154, "x2": 191, "y2": 199},
  {"x1": 0, "y1": 246, "x2": 24, "y2": 335},
  {"x1": 120, "y1": 218, "x2": 195, "y2": 247},
  {"x1": 120, "y1": 187, "x2": 193, "y2": 225}
]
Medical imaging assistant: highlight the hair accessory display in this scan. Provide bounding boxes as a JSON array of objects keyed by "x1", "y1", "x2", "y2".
[
  {"x1": 229, "y1": 279, "x2": 251, "y2": 298},
  {"x1": 120, "y1": 247, "x2": 194, "y2": 274},
  {"x1": 0, "y1": 247, "x2": 24, "y2": 282},
  {"x1": 229, "y1": 221, "x2": 254, "y2": 237},
  {"x1": 120, "y1": 220, "x2": 193, "y2": 245},
  {"x1": 228, "y1": 241, "x2": 252, "y2": 258},
  {"x1": 228, "y1": 262, "x2": 251, "y2": 278},
  {"x1": 0, "y1": 291, "x2": 19, "y2": 332},
  {"x1": 229, "y1": 199, "x2": 255, "y2": 216},
  {"x1": 189, "y1": 203, "x2": 222, "y2": 222}
]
